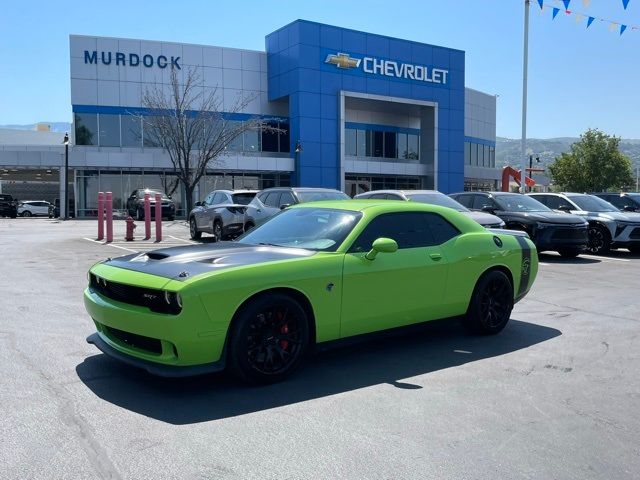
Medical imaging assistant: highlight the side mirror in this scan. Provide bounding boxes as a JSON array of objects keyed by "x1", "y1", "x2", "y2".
[
  {"x1": 194, "y1": 201, "x2": 203, "y2": 207},
  {"x1": 280, "y1": 204, "x2": 291, "y2": 210},
  {"x1": 622, "y1": 205, "x2": 636, "y2": 212},
  {"x1": 365, "y1": 237, "x2": 398, "y2": 261},
  {"x1": 557, "y1": 205, "x2": 572, "y2": 213},
  {"x1": 481, "y1": 205, "x2": 495, "y2": 213}
]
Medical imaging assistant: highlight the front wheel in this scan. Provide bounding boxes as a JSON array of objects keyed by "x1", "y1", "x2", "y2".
[
  {"x1": 21, "y1": 211, "x2": 32, "y2": 217},
  {"x1": 227, "y1": 294, "x2": 309, "y2": 384},
  {"x1": 464, "y1": 270, "x2": 514, "y2": 335},
  {"x1": 189, "y1": 217, "x2": 201, "y2": 240},
  {"x1": 587, "y1": 225, "x2": 611, "y2": 254}
]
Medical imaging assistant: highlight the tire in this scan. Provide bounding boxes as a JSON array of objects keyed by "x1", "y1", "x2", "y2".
[
  {"x1": 629, "y1": 246, "x2": 640, "y2": 254},
  {"x1": 558, "y1": 249, "x2": 580, "y2": 258},
  {"x1": 244, "y1": 222, "x2": 255, "y2": 232},
  {"x1": 464, "y1": 270, "x2": 514, "y2": 335},
  {"x1": 136, "y1": 208, "x2": 144, "y2": 221},
  {"x1": 227, "y1": 293, "x2": 310, "y2": 384},
  {"x1": 587, "y1": 224, "x2": 611, "y2": 254},
  {"x1": 213, "y1": 220, "x2": 222, "y2": 242},
  {"x1": 21, "y1": 211, "x2": 32, "y2": 217},
  {"x1": 168, "y1": 215, "x2": 175, "y2": 222},
  {"x1": 189, "y1": 217, "x2": 201, "y2": 240}
]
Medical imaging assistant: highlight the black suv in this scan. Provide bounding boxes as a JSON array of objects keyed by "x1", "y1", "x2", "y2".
[
  {"x1": 591, "y1": 192, "x2": 640, "y2": 212},
  {"x1": 126, "y1": 189, "x2": 176, "y2": 221},
  {"x1": 0, "y1": 194, "x2": 18, "y2": 218},
  {"x1": 450, "y1": 191, "x2": 589, "y2": 257}
]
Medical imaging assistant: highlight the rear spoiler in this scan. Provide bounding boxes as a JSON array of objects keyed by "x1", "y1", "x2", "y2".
[{"x1": 488, "y1": 228, "x2": 530, "y2": 238}]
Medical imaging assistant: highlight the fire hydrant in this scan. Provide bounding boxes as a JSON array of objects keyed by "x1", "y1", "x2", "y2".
[{"x1": 125, "y1": 216, "x2": 136, "y2": 241}]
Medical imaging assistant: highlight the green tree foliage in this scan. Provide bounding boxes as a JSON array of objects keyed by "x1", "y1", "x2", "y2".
[{"x1": 548, "y1": 129, "x2": 633, "y2": 192}]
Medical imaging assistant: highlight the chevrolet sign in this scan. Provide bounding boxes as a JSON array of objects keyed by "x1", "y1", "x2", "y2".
[{"x1": 325, "y1": 52, "x2": 448, "y2": 85}]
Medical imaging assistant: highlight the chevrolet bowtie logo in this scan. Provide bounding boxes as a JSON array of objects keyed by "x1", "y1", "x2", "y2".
[{"x1": 325, "y1": 53, "x2": 361, "y2": 69}]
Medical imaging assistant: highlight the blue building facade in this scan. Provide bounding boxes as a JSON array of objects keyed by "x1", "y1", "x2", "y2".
[{"x1": 266, "y1": 20, "x2": 466, "y2": 193}]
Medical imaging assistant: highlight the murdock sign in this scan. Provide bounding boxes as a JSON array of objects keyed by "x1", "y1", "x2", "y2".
[
  {"x1": 84, "y1": 50, "x2": 181, "y2": 69},
  {"x1": 325, "y1": 52, "x2": 448, "y2": 85}
]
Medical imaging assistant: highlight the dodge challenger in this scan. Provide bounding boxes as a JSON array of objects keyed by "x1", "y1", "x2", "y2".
[{"x1": 84, "y1": 200, "x2": 538, "y2": 383}]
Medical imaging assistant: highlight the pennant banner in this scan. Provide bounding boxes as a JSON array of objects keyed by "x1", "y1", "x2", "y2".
[
  {"x1": 562, "y1": 0, "x2": 571, "y2": 9},
  {"x1": 609, "y1": 21, "x2": 618, "y2": 31},
  {"x1": 620, "y1": 24, "x2": 627, "y2": 34},
  {"x1": 552, "y1": 7, "x2": 560, "y2": 18},
  {"x1": 538, "y1": 1, "x2": 637, "y2": 36},
  {"x1": 622, "y1": 0, "x2": 630, "y2": 9},
  {"x1": 538, "y1": 0, "x2": 544, "y2": 9},
  {"x1": 587, "y1": 16, "x2": 595, "y2": 27}
]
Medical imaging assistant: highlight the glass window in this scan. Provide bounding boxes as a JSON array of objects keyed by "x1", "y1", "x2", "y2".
[
  {"x1": 545, "y1": 195, "x2": 574, "y2": 210},
  {"x1": 349, "y1": 212, "x2": 435, "y2": 252},
  {"x1": 74, "y1": 113, "x2": 97, "y2": 145},
  {"x1": 493, "y1": 194, "x2": 551, "y2": 212},
  {"x1": 279, "y1": 121, "x2": 290, "y2": 153},
  {"x1": 471, "y1": 143, "x2": 478, "y2": 166},
  {"x1": 453, "y1": 194, "x2": 473, "y2": 208},
  {"x1": 427, "y1": 213, "x2": 461, "y2": 244},
  {"x1": 471, "y1": 195, "x2": 497, "y2": 210},
  {"x1": 464, "y1": 142, "x2": 471, "y2": 165},
  {"x1": 243, "y1": 127, "x2": 260, "y2": 152},
  {"x1": 407, "y1": 134, "x2": 419, "y2": 161},
  {"x1": 356, "y1": 130, "x2": 367, "y2": 157},
  {"x1": 264, "y1": 191, "x2": 281, "y2": 207},
  {"x1": 398, "y1": 133, "x2": 408, "y2": 160},
  {"x1": 567, "y1": 194, "x2": 618, "y2": 212},
  {"x1": 225, "y1": 121, "x2": 243, "y2": 151},
  {"x1": 490, "y1": 147, "x2": 495, "y2": 167},
  {"x1": 142, "y1": 116, "x2": 165, "y2": 147},
  {"x1": 365, "y1": 130, "x2": 374, "y2": 157},
  {"x1": 261, "y1": 120, "x2": 279, "y2": 152},
  {"x1": 279, "y1": 191, "x2": 296, "y2": 207},
  {"x1": 384, "y1": 132, "x2": 396, "y2": 159},
  {"x1": 345, "y1": 129, "x2": 357, "y2": 156},
  {"x1": 232, "y1": 192, "x2": 257, "y2": 205},
  {"x1": 372, "y1": 131, "x2": 384, "y2": 157},
  {"x1": 121, "y1": 115, "x2": 141, "y2": 147},
  {"x1": 295, "y1": 190, "x2": 349, "y2": 203},
  {"x1": 98, "y1": 114, "x2": 120, "y2": 147}
]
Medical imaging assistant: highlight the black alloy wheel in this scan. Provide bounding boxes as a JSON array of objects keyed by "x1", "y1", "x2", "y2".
[
  {"x1": 189, "y1": 217, "x2": 201, "y2": 240},
  {"x1": 228, "y1": 294, "x2": 309, "y2": 384},
  {"x1": 587, "y1": 225, "x2": 610, "y2": 254},
  {"x1": 464, "y1": 270, "x2": 514, "y2": 335},
  {"x1": 21, "y1": 211, "x2": 32, "y2": 217},
  {"x1": 213, "y1": 221, "x2": 222, "y2": 241}
]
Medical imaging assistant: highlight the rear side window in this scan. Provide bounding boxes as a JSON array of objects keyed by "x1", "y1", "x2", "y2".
[
  {"x1": 454, "y1": 194, "x2": 473, "y2": 208},
  {"x1": 232, "y1": 193, "x2": 256, "y2": 205},
  {"x1": 279, "y1": 191, "x2": 296, "y2": 206},
  {"x1": 471, "y1": 195, "x2": 495, "y2": 210},
  {"x1": 530, "y1": 195, "x2": 548, "y2": 206},
  {"x1": 427, "y1": 214, "x2": 461, "y2": 244},
  {"x1": 264, "y1": 192, "x2": 281, "y2": 207}
]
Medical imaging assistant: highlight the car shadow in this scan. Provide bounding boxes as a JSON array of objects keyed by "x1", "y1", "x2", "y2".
[
  {"x1": 538, "y1": 253, "x2": 600, "y2": 264},
  {"x1": 76, "y1": 319, "x2": 560, "y2": 425}
]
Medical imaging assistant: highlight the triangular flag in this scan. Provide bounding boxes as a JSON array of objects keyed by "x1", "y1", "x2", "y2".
[
  {"x1": 620, "y1": 24, "x2": 627, "y2": 35},
  {"x1": 582, "y1": 0, "x2": 590, "y2": 6},
  {"x1": 552, "y1": 7, "x2": 560, "y2": 18},
  {"x1": 537, "y1": 0, "x2": 544, "y2": 8},
  {"x1": 562, "y1": 0, "x2": 570, "y2": 9},
  {"x1": 609, "y1": 22, "x2": 618, "y2": 31},
  {"x1": 587, "y1": 16, "x2": 595, "y2": 27},
  {"x1": 622, "y1": 0, "x2": 630, "y2": 9}
]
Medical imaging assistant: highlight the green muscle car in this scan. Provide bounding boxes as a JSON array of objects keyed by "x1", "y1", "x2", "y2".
[{"x1": 84, "y1": 200, "x2": 537, "y2": 384}]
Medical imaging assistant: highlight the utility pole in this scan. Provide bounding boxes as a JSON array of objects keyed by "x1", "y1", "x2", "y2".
[
  {"x1": 520, "y1": 0, "x2": 530, "y2": 193},
  {"x1": 63, "y1": 132, "x2": 70, "y2": 219}
]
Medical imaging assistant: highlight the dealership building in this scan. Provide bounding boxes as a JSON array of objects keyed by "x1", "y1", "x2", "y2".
[{"x1": 0, "y1": 20, "x2": 498, "y2": 217}]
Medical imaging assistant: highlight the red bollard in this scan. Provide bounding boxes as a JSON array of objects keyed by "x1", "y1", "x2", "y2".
[
  {"x1": 125, "y1": 216, "x2": 136, "y2": 241},
  {"x1": 155, "y1": 193, "x2": 162, "y2": 242},
  {"x1": 144, "y1": 192, "x2": 151, "y2": 240},
  {"x1": 97, "y1": 192, "x2": 104, "y2": 240},
  {"x1": 105, "y1": 191, "x2": 113, "y2": 243}
]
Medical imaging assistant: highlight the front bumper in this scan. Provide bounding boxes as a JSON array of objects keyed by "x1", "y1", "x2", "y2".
[
  {"x1": 612, "y1": 225, "x2": 640, "y2": 247},
  {"x1": 533, "y1": 224, "x2": 588, "y2": 252}
]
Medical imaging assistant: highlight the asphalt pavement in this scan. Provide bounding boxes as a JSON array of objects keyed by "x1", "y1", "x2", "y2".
[{"x1": 1, "y1": 218, "x2": 639, "y2": 479}]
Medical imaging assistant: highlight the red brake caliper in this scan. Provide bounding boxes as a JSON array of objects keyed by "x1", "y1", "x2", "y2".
[{"x1": 279, "y1": 323, "x2": 289, "y2": 350}]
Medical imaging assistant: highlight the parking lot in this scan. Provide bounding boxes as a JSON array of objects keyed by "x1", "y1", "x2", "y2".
[{"x1": 2, "y1": 218, "x2": 640, "y2": 479}]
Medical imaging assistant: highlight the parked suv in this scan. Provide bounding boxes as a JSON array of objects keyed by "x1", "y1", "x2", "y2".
[
  {"x1": 354, "y1": 189, "x2": 506, "y2": 229},
  {"x1": 244, "y1": 187, "x2": 349, "y2": 229},
  {"x1": 17, "y1": 200, "x2": 54, "y2": 218},
  {"x1": 591, "y1": 192, "x2": 640, "y2": 213},
  {"x1": 0, "y1": 194, "x2": 18, "y2": 218},
  {"x1": 126, "y1": 189, "x2": 176, "y2": 221},
  {"x1": 528, "y1": 192, "x2": 640, "y2": 254},
  {"x1": 188, "y1": 189, "x2": 258, "y2": 240},
  {"x1": 450, "y1": 191, "x2": 588, "y2": 257}
]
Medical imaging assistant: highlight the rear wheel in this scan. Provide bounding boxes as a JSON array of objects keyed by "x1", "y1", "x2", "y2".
[
  {"x1": 189, "y1": 217, "x2": 201, "y2": 240},
  {"x1": 558, "y1": 249, "x2": 580, "y2": 258},
  {"x1": 464, "y1": 270, "x2": 514, "y2": 335},
  {"x1": 21, "y1": 211, "x2": 32, "y2": 217},
  {"x1": 587, "y1": 224, "x2": 610, "y2": 254},
  {"x1": 227, "y1": 294, "x2": 309, "y2": 384}
]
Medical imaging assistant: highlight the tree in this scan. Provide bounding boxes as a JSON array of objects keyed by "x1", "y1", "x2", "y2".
[
  {"x1": 548, "y1": 129, "x2": 633, "y2": 192},
  {"x1": 140, "y1": 67, "x2": 280, "y2": 214}
]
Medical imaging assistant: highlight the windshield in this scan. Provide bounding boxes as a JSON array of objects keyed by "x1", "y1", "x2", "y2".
[
  {"x1": 296, "y1": 191, "x2": 350, "y2": 203},
  {"x1": 231, "y1": 193, "x2": 256, "y2": 205},
  {"x1": 569, "y1": 194, "x2": 618, "y2": 212},
  {"x1": 494, "y1": 195, "x2": 551, "y2": 212},
  {"x1": 236, "y1": 207, "x2": 361, "y2": 251},
  {"x1": 138, "y1": 190, "x2": 169, "y2": 200},
  {"x1": 407, "y1": 193, "x2": 468, "y2": 212}
]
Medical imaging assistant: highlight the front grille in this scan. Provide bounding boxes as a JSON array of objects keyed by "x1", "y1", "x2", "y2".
[
  {"x1": 551, "y1": 227, "x2": 588, "y2": 241},
  {"x1": 89, "y1": 274, "x2": 180, "y2": 314},
  {"x1": 630, "y1": 227, "x2": 640, "y2": 239},
  {"x1": 104, "y1": 326, "x2": 162, "y2": 355}
]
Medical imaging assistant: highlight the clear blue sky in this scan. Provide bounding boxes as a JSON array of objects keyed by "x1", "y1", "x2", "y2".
[{"x1": 1, "y1": 0, "x2": 638, "y2": 139}]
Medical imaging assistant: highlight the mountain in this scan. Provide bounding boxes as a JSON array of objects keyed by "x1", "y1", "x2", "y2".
[
  {"x1": 0, "y1": 122, "x2": 71, "y2": 133},
  {"x1": 496, "y1": 136, "x2": 640, "y2": 172}
]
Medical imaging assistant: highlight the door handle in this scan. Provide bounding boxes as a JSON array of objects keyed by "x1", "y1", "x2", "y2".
[
  {"x1": 429, "y1": 253, "x2": 442, "y2": 261},
  {"x1": 256, "y1": 208, "x2": 262, "y2": 213}
]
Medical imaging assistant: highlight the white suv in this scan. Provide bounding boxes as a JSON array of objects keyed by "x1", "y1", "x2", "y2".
[{"x1": 17, "y1": 200, "x2": 54, "y2": 218}]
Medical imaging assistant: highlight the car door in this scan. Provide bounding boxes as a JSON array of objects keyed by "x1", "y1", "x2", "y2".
[
  {"x1": 258, "y1": 191, "x2": 282, "y2": 221},
  {"x1": 203, "y1": 192, "x2": 224, "y2": 227},
  {"x1": 195, "y1": 193, "x2": 212, "y2": 228},
  {"x1": 340, "y1": 211, "x2": 449, "y2": 338}
]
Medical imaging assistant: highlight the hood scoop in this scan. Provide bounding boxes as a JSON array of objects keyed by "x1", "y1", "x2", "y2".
[{"x1": 145, "y1": 252, "x2": 170, "y2": 260}]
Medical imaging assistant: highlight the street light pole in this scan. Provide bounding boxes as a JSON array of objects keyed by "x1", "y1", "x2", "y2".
[
  {"x1": 63, "y1": 132, "x2": 70, "y2": 220},
  {"x1": 520, "y1": 0, "x2": 531, "y2": 193}
]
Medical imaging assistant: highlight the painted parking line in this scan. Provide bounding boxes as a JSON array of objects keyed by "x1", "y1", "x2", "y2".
[
  {"x1": 580, "y1": 254, "x2": 631, "y2": 263},
  {"x1": 168, "y1": 235, "x2": 197, "y2": 244},
  {"x1": 82, "y1": 237, "x2": 137, "y2": 253},
  {"x1": 539, "y1": 262, "x2": 551, "y2": 266}
]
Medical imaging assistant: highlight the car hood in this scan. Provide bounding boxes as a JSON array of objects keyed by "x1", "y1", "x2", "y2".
[
  {"x1": 102, "y1": 242, "x2": 315, "y2": 281},
  {"x1": 570, "y1": 210, "x2": 630, "y2": 222},
  {"x1": 463, "y1": 211, "x2": 504, "y2": 227},
  {"x1": 504, "y1": 211, "x2": 586, "y2": 225}
]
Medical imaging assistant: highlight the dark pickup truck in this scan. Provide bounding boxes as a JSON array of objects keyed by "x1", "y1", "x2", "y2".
[{"x1": 0, "y1": 194, "x2": 18, "y2": 218}]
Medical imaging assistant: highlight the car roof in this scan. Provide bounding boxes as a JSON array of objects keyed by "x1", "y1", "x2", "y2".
[
  {"x1": 357, "y1": 189, "x2": 441, "y2": 195},
  {"x1": 210, "y1": 189, "x2": 258, "y2": 194},
  {"x1": 292, "y1": 199, "x2": 454, "y2": 213}
]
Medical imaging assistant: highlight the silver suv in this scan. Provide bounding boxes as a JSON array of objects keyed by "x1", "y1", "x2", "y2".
[
  {"x1": 528, "y1": 192, "x2": 640, "y2": 254},
  {"x1": 244, "y1": 187, "x2": 349, "y2": 229},
  {"x1": 354, "y1": 189, "x2": 505, "y2": 229},
  {"x1": 189, "y1": 189, "x2": 258, "y2": 240}
]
